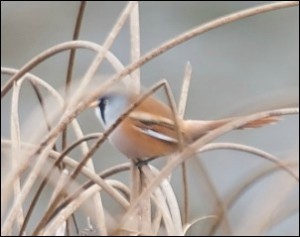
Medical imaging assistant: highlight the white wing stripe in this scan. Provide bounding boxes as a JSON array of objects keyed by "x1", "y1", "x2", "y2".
[{"x1": 136, "y1": 127, "x2": 178, "y2": 143}]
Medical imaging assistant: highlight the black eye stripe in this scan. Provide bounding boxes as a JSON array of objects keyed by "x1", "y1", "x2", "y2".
[{"x1": 99, "y1": 97, "x2": 108, "y2": 124}]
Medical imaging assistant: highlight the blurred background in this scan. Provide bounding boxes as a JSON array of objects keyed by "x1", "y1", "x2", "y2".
[{"x1": 1, "y1": 1, "x2": 299, "y2": 235}]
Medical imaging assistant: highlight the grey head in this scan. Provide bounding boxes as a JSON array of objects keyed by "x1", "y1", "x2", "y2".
[{"x1": 95, "y1": 92, "x2": 131, "y2": 128}]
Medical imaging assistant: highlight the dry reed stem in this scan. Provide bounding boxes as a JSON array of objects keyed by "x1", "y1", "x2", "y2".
[
  {"x1": 1, "y1": 1, "x2": 298, "y2": 235},
  {"x1": 178, "y1": 62, "x2": 193, "y2": 224}
]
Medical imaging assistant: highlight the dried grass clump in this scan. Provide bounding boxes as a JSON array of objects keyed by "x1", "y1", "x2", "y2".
[{"x1": 1, "y1": 1, "x2": 299, "y2": 236}]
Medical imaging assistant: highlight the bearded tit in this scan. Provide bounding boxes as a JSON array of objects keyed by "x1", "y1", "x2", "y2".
[{"x1": 92, "y1": 90, "x2": 277, "y2": 162}]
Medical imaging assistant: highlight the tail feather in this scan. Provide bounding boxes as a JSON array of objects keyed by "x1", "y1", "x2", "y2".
[
  {"x1": 239, "y1": 116, "x2": 279, "y2": 128},
  {"x1": 184, "y1": 116, "x2": 280, "y2": 141}
]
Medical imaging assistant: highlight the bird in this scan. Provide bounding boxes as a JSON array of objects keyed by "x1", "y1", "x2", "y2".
[{"x1": 92, "y1": 89, "x2": 278, "y2": 163}]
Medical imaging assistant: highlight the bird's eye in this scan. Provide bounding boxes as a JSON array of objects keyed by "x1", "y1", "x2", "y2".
[{"x1": 99, "y1": 97, "x2": 108, "y2": 107}]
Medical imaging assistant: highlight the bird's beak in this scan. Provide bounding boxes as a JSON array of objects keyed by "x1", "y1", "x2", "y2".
[{"x1": 89, "y1": 100, "x2": 98, "y2": 108}]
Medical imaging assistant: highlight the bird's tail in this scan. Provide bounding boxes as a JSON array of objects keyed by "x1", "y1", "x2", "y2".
[{"x1": 183, "y1": 115, "x2": 279, "y2": 141}]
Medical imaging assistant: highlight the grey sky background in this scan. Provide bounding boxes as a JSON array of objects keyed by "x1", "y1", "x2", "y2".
[{"x1": 1, "y1": 2, "x2": 299, "y2": 235}]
